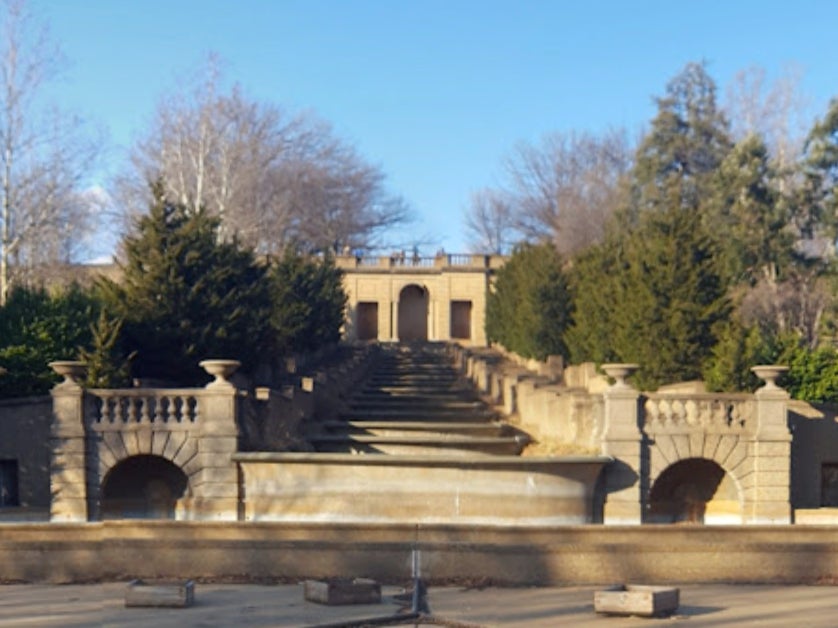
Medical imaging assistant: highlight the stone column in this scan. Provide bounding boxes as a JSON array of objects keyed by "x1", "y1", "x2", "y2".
[
  {"x1": 190, "y1": 360, "x2": 242, "y2": 520},
  {"x1": 49, "y1": 361, "x2": 90, "y2": 522},
  {"x1": 748, "y1": 365, "x2": 792, "y2": 524},
  {"x1": 600, "y1": 364, "x2": 643, "y2": 525}
]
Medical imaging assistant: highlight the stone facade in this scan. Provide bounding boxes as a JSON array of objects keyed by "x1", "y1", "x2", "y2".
[{"x1": 336, "y1": 253, "x2": 505, "y2": 345}]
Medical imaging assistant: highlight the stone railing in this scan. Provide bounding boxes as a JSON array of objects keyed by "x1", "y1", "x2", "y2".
[
  {"x1": 335, "y1": 253, "x2": 506, "y2": 271},
  {"x1": 86, "y1": 389, "x2": 201, "y2": 431},
  {"x1": 642, "y1": 393, "x2": 755, "y2": 433}
]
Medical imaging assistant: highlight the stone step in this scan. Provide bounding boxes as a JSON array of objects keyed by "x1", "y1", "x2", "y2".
[
  {"x1": 350, "y1": 396, "x2": 480, "y2": 407},
  {"x1": 310, "y1": 433, "x2": 529, "y2": 456},
  {"x1": 316, "y1": 420, "x2": 509, "y2": 437},
  {"x1": 340, "y1": 410, "x2": 497, "y2": 423}
]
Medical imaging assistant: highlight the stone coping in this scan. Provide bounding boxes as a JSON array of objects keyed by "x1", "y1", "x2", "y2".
[{"x1": 232, "y1": 452, "x2": 613, "y2": 467}]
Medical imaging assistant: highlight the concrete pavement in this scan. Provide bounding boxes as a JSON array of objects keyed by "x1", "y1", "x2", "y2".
[{"x1": 0, "y1": 582, "x2": 835, "y2": 627}]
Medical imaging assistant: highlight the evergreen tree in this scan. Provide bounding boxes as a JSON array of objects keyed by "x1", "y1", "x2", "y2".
[
  {"x1": 799, "y1": 97, "x2": 838, "y2": 239},
  {"x1": 99, "y1": 184, "x2": 273, "y2": 385},
  {"x1": 486, "y1": 242, "x2": 572, "y2": 360},
  {"x1": 631, "y1": 62, "x2": 732, "y2": 218},
  {"x1": 0, "y1": 285, "x2": 99, "y2": 397},
  {"x1": 269, "y1": 250, "x2": 347, "y2": 355},
  {"x1": 704, "y1": 134, "x2": 792, "y2": 285},
  {"x1": 568, "y1": 203, "x2": 730, "y2": 390}
]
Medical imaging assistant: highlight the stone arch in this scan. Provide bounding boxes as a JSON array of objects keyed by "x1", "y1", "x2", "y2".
[
  {"x1": 397, "y1": 284, "x2": 429, "y2": 342},
  {"x1": 648, "y1": 457, "x2": 743, "y2": 524},
  {"x1": 100, "y1": 454, "x2": 190, "y2": 519}
]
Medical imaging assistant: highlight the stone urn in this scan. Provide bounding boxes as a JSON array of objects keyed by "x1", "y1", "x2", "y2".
[
  {"x1": 199, "y1": 359, "x2": 241, "y2": 388},
  {"x1": 751, "y1": 365, "x2": 788, "y2": 390},
  {"x1": 601, "y1": 363, "x2": 639, "y2": 389},
  {"x1": 49, "y1": 361, "x2": 87, "y2": 387}
]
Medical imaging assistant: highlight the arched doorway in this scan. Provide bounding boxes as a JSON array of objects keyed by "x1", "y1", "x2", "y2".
[
  {"x1": 648, "y1": 458, "x2": 742, "y2": 524},
  {"x1": 101, "y1": 455, "x2": 189, "y2": 520},
  {"x1": 398, "y1": 285, "x2": 428, "y2": 342}
]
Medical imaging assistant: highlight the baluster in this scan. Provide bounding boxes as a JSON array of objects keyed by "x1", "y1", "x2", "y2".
[
  {"x1": 644, "y1": 399, "x2": 659, "y2": 427},
  {"x1": 153, "y1": 396, "x2": 165, "y2": 424},
  {"x1": 167, "y1": 395, "x2": 178, "y2": 423},
  {"x1": 139, "y1": 397, "x2": 150, "y2": 423},
  {"x1": 114, "y1": 397, "x2": 126, "y2": 423},
  {"x1": 127, "y1": 397, "x2": 138, "y2": 423},
  {"x1": 99, "y1": 395, "x2": 111, "y2": 423}
]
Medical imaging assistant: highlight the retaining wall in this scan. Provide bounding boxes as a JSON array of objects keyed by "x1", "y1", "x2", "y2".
[{"x1": 1, "y1": 521, "x2": 836, "y2": 585}]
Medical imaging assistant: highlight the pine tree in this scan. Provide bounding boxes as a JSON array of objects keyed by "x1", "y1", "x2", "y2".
[
  {"x1": 485, "y1": 242, "x2": 572, "y2": 360},
  {"x1": 704, "y1": 134, "x2": 792, "y2": 285},
  {"x1": 631, "y1": 62, "x2": 732, "y2": 218},
  {"x1": 799, "y1": 98, "x2": 838, "y2": 239},
  {"x1": 269, "y1": 249, "x2": 347, "y2": 355},
  {"x1": 99, "y1": 183, "x2": 273, "y2": 385}
]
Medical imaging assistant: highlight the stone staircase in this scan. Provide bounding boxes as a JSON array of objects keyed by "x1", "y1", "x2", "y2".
[{"x1": 308, "y1": 343, "x2": 529, "y2": 456}]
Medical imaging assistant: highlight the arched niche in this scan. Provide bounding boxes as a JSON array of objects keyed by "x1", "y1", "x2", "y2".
[
  {"x1": 100, "y1": 455, "x2": 189, "y2": 520},
  {"x1": 648, "y1": 458, "x2": 742, "y2": 524},
  {"x1": 398, "y1": 284, "x2": 429, "y2": 342}
]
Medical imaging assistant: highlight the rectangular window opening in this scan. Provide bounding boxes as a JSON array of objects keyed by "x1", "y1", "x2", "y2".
[
  {"x1": 450, "y1": 301, "x2": 472, "y2": 340},
  {"x1": 0, "y1": 460, "x2": 19, "y2": 507},
  {"x1": 822, "y1": 463, "x2": 838, "y2": 507}
]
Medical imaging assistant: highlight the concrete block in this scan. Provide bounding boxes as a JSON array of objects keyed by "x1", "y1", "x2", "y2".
[
  {"x1": 595, "y1": 585, "x2": 679, "y2": 617},
  {"x1": 304, "y1": 578, "x2": 381, "y2": 605},
  {"x1": 125, "y1": 579, "x2": 195, "y2": 608}
]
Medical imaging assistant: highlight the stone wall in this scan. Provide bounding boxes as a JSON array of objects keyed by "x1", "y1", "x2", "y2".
[
  {"x1": 789, "y1": 401, "x2": 838, "y2": 511},
  {"x1": 235, "y1": 453, "x2": 609, "y2": 525},
  {"x1": 0, "y1": 396, "x2": 51, "y2": 515},
  {"x1": 338, "y1": 254, "x2": 504, "y2": 345},
  {"x1": 1, "y1": 521, "x2": 835, "y2": 585}
]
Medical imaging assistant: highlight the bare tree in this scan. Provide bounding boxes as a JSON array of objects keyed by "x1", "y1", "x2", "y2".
[
  {"x1": 0, "y1": 0, "x2": 100, "y2": 301},
  {"x1": 500, "y1": 129, "x2": 633, "y2": 256},
  {"x1": 725, "y1": 65, "x2": 810, "y2": 174},
  {"x1": 464, "y1": 188, "x2": 518, "y2": 254},
  {"x1": 116, "y1": 62, "x2": 409, "y2": 255},
  {"x1": 739, "y1": 266, "x2": 830, "y2": 349}
]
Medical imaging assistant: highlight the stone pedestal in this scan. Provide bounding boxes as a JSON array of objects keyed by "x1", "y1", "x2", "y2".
[
  {"x1": 600, "y1": 365, "x2": 643, "y2": 525},
  {"x1": 49, "y1": 364, "x2": 90, "y2": 522},
  {"x1": 747, "y1": 376, "x2": 792, "y2": 524},
  {"x1": 191, "y1": 361, "x2": 241, "y2": 520}
]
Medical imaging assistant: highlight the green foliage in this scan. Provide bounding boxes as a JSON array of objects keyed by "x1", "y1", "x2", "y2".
[
  {"x1": 101, "y1": 185, "x2": 274, "y2": 385},
  {"x1": 704, "y1": 135, "x2": 791, "y2": 286},
  {"x1": 799, "y1": 98, "x2": 838, "y2": 239},
  {"x1": 702, "y1": 319, "x2": 774, "y2": 392},
  {"x1": 486, "y1": 242, "x2": 572, "y2": 360},
  {"x1": 269, "y1": 250, "x2": 347, "y2": 354},
  {"x1": 568, "y1": 207, "x2": 730, "y2": 390},
  {"x1": 776, "y1": 339, "x2": 838, "y2": 402},
  {"x1": 79, "y1": 311, "x2": 133, "y2": 388},
  {"x1": 631, "y1": 61, "x2": 732, "y2": 218},
  {"x1": 0, "y1": 285, "x2": 100, "y2": 397}
]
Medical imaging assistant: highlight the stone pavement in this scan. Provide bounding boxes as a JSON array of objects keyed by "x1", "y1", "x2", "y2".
[{"x1": 0, "y1": 582, "x2": 835, "y2": 627}]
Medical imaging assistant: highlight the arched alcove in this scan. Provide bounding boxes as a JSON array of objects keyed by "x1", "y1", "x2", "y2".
[
  {"x1": 648, "y1": 458, "x2": 742, "y2": 524},
  {"x1": 101, "y1": 455, "x2": 189, "y2": 520},
  {"x1": 398, "y1": 284, "x2": 428, "y2": 342}
]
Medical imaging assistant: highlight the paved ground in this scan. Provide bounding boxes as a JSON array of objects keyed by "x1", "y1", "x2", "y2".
[{"x1": 0, "y1": 582, "x2": 835, "y2": 627}]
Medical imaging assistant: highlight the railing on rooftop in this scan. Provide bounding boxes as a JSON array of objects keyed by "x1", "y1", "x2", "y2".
[{"x1": 335, "y1": 253, "x2": 505, "y2": 271}]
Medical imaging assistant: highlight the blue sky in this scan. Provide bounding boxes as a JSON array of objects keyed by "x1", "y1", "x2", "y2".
[{"x1": 34, "y1": 0, "x2": 838, "y2": 256}]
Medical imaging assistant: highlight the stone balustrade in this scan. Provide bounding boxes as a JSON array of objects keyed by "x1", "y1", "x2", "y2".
[
  {"x1": 642, "y1": 393, "x2": 754, "y2": 433},
  {"x1": 334, "y1": 253, "x2": 504, "y2": 271},
  {"x1": 87, "y1": 389, "x2": 200, "y2": 430}
]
